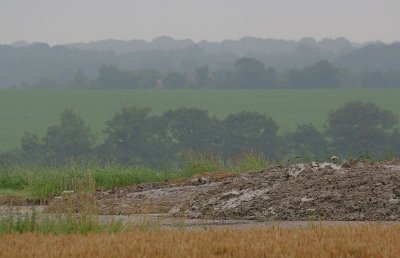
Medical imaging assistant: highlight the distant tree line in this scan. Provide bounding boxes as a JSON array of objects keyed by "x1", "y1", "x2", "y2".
[
  {"x1": 3, "y1": 40, "x2": 400, "y2": 88},
  {"x1": 30, "y1": 57, "x2": 400, "y2": 89},
  {"x1": 1, "y1": 102, "x2": 399, "y2": 168}
]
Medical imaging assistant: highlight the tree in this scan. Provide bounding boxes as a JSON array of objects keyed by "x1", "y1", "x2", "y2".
[
  {"x1": 163, "y1": 72, "x2": 187, "y2": 88},
  {"x1": 160, "y1": 108, "x2": 222, "y2": 154},
  {"x1": 302, "y1": 60, "x2": 339, "y2": 88},
  {"x1": 287, "y1": 60, "x2": 339, "y2": 88},
  {"x1": 101, "y1": 107, "x2": 175, "y2": 166},
  {"x1": 96, "y1": 65, "x2": 136, "y2": 88},
  {"x1": 195, "y1": 66, "x2": 210, "y2": 87},
  {"x1": 360, "y1": 70, "x2": 400, "y2": 88},
  {"x1": 233, "y1": 57, "x2": 269, "y2": 88},
  {"x1": 264, "y1": 67, "x2": 278, "y2": 88},
  {"x1": 101, "y1": 107, "x2": 151, "y2": 164},
  {"x1": 222, "y1": 112, "x2": 279, "y2": 158},
  {"x1": 32, "y1": 77, "x2": 64, "y2": 88},
  {"x1": 42, "y1": 109, "x2": 95, "y2": 162},
  {"x1": 21, "y1": 132, "x2": 44, "y2": 161},
  {"x1": 326, "y1": 102, "x2": 398, "y2": 158},
  {"x1": 390, "y1": 129, "x2": 400, "y2": 157},
  {"x1": 71, "y1": 69, "x2": 90, "y2": 88},
  {"x1": 134, "y1": 69, "x2": 161, "y2": 89},
  {"x1": 284, "y1": 124, "x2": 329, "y2": 160}
]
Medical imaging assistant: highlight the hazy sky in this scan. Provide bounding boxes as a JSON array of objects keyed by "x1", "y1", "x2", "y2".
[{"x1": 1, "y1": 0, "x2": 399, "y2": 45}]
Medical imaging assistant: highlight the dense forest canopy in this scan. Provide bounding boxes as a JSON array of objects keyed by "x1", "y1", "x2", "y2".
[{"x1": 1, "y1": 37, "x2": 400, "y2": 88}]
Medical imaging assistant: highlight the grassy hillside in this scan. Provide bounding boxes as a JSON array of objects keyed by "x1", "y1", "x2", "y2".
[{"x1": 1, "y1": 88, "x2": 400, "y2": 151}]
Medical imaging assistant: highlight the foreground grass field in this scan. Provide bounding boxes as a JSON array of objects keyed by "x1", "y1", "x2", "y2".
[
  {"x1": 0, "y1": 154, "x2": 269, "y2": 198},
  {"x1": 1, "y1": 88, "x2": 400, "y2": 151},
  {"x1": 0, "y1": 225, "x2": 398, "y2": 258}
]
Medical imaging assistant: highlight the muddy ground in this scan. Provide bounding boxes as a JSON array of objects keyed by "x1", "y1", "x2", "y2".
[{"x1": 46, "y1": 159, "x2": 400, "y2": 222}]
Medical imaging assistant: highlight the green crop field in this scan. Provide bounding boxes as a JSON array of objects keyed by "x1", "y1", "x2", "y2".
[{"x1": 1, "y1": 88, "x2": 400, "y2": 151}]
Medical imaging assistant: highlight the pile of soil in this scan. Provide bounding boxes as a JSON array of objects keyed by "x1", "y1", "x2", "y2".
[
  {"x1": 175, "y1": 160, "x2": 400, "y2": 221},
  {"x1": 62, "y1": 160, "x2": 400, "y2": 221},
  {"x1": 90, "y1": 173, "x2": 236, "y2": 215}
]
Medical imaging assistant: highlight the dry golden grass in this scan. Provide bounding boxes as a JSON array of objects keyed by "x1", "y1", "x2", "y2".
[{"x1": 0, "y1": 224, "x2": 399, "y2": 258}]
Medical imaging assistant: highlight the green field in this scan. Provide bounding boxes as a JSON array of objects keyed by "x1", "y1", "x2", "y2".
[{"x1": 1, "y1": 88, "x2": 400, "y2": 151}]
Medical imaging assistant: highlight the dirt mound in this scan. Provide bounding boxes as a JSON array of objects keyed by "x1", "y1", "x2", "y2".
[
  {"x1": 53, "y1": 160, "x2": 400, "y2": 221},
  {"x1": 174, "y1": 161, "x2": 400, "y2": 221},
  {"x1": 46, "y1": 172, "x2": 235, "y2": 214}
]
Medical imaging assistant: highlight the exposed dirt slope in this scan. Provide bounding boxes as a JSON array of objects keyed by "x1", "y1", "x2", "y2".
[
  {"x1": 175, "y1": 160, "x2": 400, "y2": 220},
  {"x1": 57, "y1": 160, "x2": 400, "y2": 221}
]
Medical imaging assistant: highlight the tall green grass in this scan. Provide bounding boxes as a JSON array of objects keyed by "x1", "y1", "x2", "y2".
[
  {"x1": 182, "y1": 152, "x2": 269, "y2": 176},
  {"x1": 0, "y1": 154, "x2": 270, "y2": 199},
  {"x1": 0, "y1": 208, "x2": 125, "y2": 235},
  {"x1": 0, "y1": 166, "x2": 178, "y2": 199}
]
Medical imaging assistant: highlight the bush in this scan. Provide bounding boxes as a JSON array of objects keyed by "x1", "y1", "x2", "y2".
[{"x1": 326, "y1": 101, "x2": 398, "y2": 158}]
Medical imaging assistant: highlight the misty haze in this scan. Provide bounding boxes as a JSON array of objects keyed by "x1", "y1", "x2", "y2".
[{"x1": 1, "y1": 1, "x2": 400, "y2": 257}]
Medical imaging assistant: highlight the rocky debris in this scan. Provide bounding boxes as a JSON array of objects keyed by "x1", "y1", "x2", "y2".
[
  {"x1": 288, "y1": 163, "x2": 306, "y2": 177},
  {"x1": 389, "y1": 198, "x2": 400, "y2": 205},
  {"x1": 49, "y1": 160, "x2": 400, "y2": 221},
  {"x1": 48, "y1": 191, "x2": 96, "y2": 213},
  {"x1": 301, "y1": 197, "x2": 315, "y2": 202},
  {"x1": 95, "y1": 183, "x2": 223, "y2": 215},
  {"x1": 288, "y1": 162, "x2": 343, "y2": 178},
  {"x1": 62, "y1": 190, "x2": 75, "y2": 196},
  {"x1": 174, "y1": 160, "x2": 400, "y2": 221},
  {"x1": 46, "y1": 173, "x2": 236, "y2": 215}
]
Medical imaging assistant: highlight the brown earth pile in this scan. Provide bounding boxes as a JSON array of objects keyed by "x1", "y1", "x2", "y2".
[
  {"x1": 54, "y1": 160, "x2": 400, "y2": 221},
  {"x1": 175, "y1": 160, "x2": 400, "y2": 221}
]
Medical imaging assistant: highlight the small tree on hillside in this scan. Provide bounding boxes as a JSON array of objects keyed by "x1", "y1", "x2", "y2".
[
  {"x1": 222, "y1": 111, "x2": 279, "y2": 158},
  {"x1": 42, "y1": 109, "x2": 95, "y2": 163},
  {"x1": 284, "y1": 124, "x2": 329, "y2": 160},
  {"x1": 21, "y1": 132, "x2": 44, "y2": 161},
  {"x1": 100, "y1": 107, "x2": 175, "y2": 166},
  {"x1": 233, "y1": 57, "x2": 271, "y2": 88},
  {"x1": 326, "y1": 101, "x2": 397, "y2": 158},
  {"x1": 101, "y1": 107, "x2": 151, "y2": 164},
  {"x1": 160, "y1": 108, "x2": 222, "y2": 155}
]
